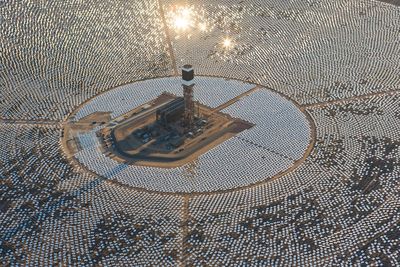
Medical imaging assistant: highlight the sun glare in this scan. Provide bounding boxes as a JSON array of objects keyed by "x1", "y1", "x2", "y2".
[
  {"x1": 172, "y1": 6, "x2": 193, "y2": 31},
  {"x1": 222, "y1": 37, "x2": 233, "y2": 49},
  {"x1": 174, "y1": 17, "x2": 189, "y2": 30}
]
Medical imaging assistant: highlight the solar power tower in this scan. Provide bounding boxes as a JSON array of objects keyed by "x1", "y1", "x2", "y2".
[{"x1": 182, "y1": 64, "x2": 195, "y2": 129}]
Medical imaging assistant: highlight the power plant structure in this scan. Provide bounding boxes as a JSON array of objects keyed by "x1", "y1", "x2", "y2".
[
  {"x1": 155, "y1": 97, "x2": 185, "y2": 126},
  {"x1": 156, "y1": 64, "x2": 198, "y2": 131},
  {"x1": 95, "y1": 64, "x2": 253, "y2": 167},
  {"x1": 182, "y1": 64, "x2": 196, "y2": 129}
]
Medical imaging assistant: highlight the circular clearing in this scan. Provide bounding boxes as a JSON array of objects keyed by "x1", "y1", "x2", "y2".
[{"x1": 64, "y1": 76, "x2": 313, "y2": 193}]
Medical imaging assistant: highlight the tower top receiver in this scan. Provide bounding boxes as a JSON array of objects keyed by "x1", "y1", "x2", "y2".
[
  {"x1": 182, "y1": 65, "x2": 194, "y2": 86},
  {"x1": 182, "y1": 64, "x2": 193, "y2": 71}
]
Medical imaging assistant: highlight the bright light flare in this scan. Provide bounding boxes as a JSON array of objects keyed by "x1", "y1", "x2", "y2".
[
  {"x1": 174, "y1": 17, "x2": 190, "y2": 30},
  {"x1": 222, "y1": 37, "x2": 233, "y2": 49},
  {"x1": 171, "y1": 6, "x2": 194, "y2": 31}
]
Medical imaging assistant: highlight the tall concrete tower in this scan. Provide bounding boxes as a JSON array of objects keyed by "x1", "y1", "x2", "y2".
[{"x1": 182, "y1": 64, "x2": 195, "y2": 129}]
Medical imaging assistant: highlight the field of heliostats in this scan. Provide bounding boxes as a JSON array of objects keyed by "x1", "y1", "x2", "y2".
[{"x1": 1, "y1": 0, "x2": 400, "y2": 265}]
